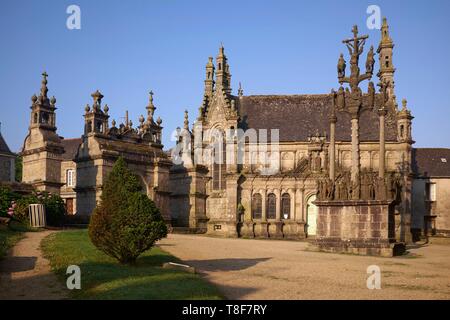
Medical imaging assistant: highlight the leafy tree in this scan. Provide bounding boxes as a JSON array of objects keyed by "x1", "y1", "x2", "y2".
[
  {"x1": 15, "y1": 155, "x2": 22, "y2": 182},
  {"x1": 88, "y1": 157, "x2": 167, "y2": 264}
]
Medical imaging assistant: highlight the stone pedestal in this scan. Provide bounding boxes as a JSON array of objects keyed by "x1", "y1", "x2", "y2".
[
  {"x1": 314, "y1": 200, "x2": 405, "y2": 257},
  {"x1": 283, "y1": 221, "x2": 307, "y2": 239},
  {"x1": 254, "y1": 222, "x2": 269, "y2": 238},
  {"x1": 268, "y1": 221, "x2": 284, "y2": 239},
  {"x1": 239, "y1": 221, "x2": 255, "y2": 238}
]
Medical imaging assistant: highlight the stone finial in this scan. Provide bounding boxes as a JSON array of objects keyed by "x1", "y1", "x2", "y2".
[
  {"x1": 129, "y1": 120, "x2": 133, "y2": 128},
  {"x1": 218, "y1": 43, "x2": 225, "y2": 56},
  {"x1": 147, "y1": 90, "x2": 156, "y2": 120},
  {"x1": 85, "y1": 104, "x2": 90, "y2": 113},
  {"x1": 91, "y1": 90, "x2": 104, "y2": 107},
  {"x1": 402, "y1": 98, "x2": 407, "y2": 111},
  {"x1": 149, "y1": 90, "x2": 154, "y2": 103},
  {"x1": 139, "y1": 114, "x2": 145, "y2": 125},
  {"x1": 156, "y1": 116, "x2": 162, "y2": 126},
  {"x1": 184, "y1": 110, "x2": 189, "y2": 130},
  {"x1": 238, "y1": 82, "x2": 243, "y2": 97},
  {"x1": 103, "y1": 104, "x2": 109, "y2": 114},
  {"x1": 50, "y1": 96, "x2": 56, "y2": 106},
  {"x1": 380, "y1": 17, "x2": 393, "y2": 45},
  {"x1": 31, "y1": 94, "x2": 38, "y2": 104},
  {"x1": 111, "y1": 119, "x2": 116, "y2": 127},
  {"x1": 40, "y1": 71, "x2": 49, "y2": 98}
]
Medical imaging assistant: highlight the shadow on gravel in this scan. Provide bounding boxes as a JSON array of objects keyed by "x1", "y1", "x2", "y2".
[
  {"x1": 183, "y1": 257, "x2": 271, "y2": 272},
  {"x1": 0, "y1": 256, "x2": 37, "y2": 273}
]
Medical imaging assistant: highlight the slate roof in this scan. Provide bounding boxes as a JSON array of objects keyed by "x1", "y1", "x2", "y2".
[
  {"x1": 412, "y1": 148, "x2": 450, "y2": 177},
  {"x1": 61, "y1": 138, "x2": 82, "y2": 160},
  {"x1": 237, "y1": 94, "x2": 398, "y2": 142},
  {"x1": 0, "y1": 132, "x2": 14, "y2": 155}
]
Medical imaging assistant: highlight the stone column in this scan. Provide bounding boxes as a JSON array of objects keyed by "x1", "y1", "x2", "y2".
[
  {"x1": 329, "y1": 114, "x2": 337, "y2": 181},
  {"x1": 377, "y1": 108, "x2": 388, "y2": 201},
  {"x1": 275, "y1": 189, "x2": 281, "y2": 221},
  {"x1": 378, "y1": 108, "x2": 387, "y2": 178},
  {"x1": 261, "y1": 190, "x2": 267, "y2": 221},
  {"x1": 351, "y1": 116, "x2": 360, "y2": 182}
]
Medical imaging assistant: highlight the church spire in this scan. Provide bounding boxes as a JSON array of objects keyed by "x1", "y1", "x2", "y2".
[
  {"x1": 377, "y1": 17, "x2": 395, "y2": 99},
  {"x1": 215, "y1": 45, "x2": 232, "y2": 95},
  {"x1": 204, "y1": 57, "x2": 215, "y2": 97}
]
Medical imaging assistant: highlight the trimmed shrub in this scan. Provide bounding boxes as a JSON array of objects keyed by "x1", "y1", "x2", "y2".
[{"x1": 88, "y1": 157, "x2": 168, "y2": 264}]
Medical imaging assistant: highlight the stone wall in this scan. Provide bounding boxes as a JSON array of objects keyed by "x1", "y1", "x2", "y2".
[
  {"x1": 314, "y1": 200, "x2": 404, "y2": 257},
  {"x1": 412, "y1": 177, "x2": 450, "y2": 237},
  {"x1": 0, "y1": 155, "x2": 14, "y2": 182}
]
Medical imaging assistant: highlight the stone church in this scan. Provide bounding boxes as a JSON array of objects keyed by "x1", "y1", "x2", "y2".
[
  {"x1": 20, "y1": 18, "x2": 450, "y2": 249},
  {"x1": 171, "y1": 18, "x2": 413, "y2": 246}
]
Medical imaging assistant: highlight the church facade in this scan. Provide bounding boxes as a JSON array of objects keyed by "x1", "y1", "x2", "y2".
[
  {"x1": 170, "y1": 18, "x2": 414, "y2": 245},
  {"x1": 20, "y1": 19, "x2": 450, "y2": 243}
]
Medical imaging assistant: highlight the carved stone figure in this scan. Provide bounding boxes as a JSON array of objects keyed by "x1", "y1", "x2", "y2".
[
  {"x1": 365, "y1": 45, "x2": 375, "y2": 74},
  {"x1": 336, "y1": 86, "x2": 345, "y2": 109},
  {"x1": 337, "y1": 53, "x2": 346, "y2": 78}
]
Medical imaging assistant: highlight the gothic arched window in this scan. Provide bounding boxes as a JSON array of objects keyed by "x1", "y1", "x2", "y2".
[
  {"x1": 212, "y1": 133, "x2": 226, "y2": 191},
  {"x1": 267, "y1": 193, "x2": 276, "y2": 219},
  {"x1": 281, "y1": 193, "x2": 291, "y2": 220},
  {"x1": 252, "y1": 193, "x2": 262, "y2": 220}
]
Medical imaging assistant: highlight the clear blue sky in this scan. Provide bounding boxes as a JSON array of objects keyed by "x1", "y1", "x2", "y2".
[{"x1": 1, "y1": 0, "x2": 449, "y2": 152}]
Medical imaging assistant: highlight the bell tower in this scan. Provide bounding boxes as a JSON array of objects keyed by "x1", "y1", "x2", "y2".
[
  {"x1": 377, "y1": 17, "x2": 396, "y2": 99},
  {"x1": 83, "y1": 90, "x2": 109, "y2": 135},
  {"x1": 22, "y1": 72, "x2": 64, "y2": 193}
]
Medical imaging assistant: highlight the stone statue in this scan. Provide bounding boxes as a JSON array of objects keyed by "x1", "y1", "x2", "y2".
[
  {"x1": 336, "y1": 86, "x2": 345, "y2": 109},
  {"x1": 337, "y1": 53, "x2": 346, "y2": 78},
  {"x1": 314, "y1": 154, "x2": 322, "y2": 172},
  {"x1": 326, "y1": 179, "x2": 335, "y2": 200},
  {"x1": 365, "y1": 45, "x2": 375, "y2": 74},
  {"x1": 368, "y1": 174, "x2": 376, "y2": 200}
]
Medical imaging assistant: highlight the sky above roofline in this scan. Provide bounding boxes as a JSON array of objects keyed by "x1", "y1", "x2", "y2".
[{"x1": 0, "y1": 0, "x2": 449, "y2": 152}]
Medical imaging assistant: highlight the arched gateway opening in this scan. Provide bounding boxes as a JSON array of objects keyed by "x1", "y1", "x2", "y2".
[{"x1": 306, "y1": 195, "x2": 318, "y2": 237}]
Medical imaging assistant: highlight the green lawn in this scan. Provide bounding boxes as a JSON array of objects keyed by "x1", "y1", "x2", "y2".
[
  {"x1": 0, "y1": 221, "x2": 28, "y2": 259},
  {"x1": 41, "y1": 230, "x2": 223, "y2": 300}
]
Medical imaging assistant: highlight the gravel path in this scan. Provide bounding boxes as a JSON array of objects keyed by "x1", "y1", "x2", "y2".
[
  {"x1": 0, "y1": 231, "x2": 67, "y2": 300},
  {"x1": 159, "y1": 234, "x2": 450, "y2": 300}
]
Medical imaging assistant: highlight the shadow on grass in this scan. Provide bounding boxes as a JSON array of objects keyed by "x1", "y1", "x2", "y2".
[{"x1": 40, "y1": 230, "x2": 264, "y2": 299}]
